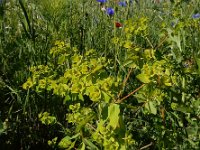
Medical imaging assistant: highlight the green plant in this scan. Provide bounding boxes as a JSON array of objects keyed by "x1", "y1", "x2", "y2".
[{"x1": 1, "y1": 0, "x2": 200, "y2": 149}]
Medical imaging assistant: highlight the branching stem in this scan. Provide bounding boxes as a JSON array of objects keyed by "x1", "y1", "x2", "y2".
[{"x1": 115, "y1": 84, "x2": 145, "y2": 103}]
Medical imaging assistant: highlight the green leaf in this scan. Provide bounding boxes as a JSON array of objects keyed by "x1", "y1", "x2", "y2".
[
  {"x1": 63, "y1": 95, "x2": 71, "y2": 104},
  {"x1": 68, "y1": 141, "x2": 76, "y2": 150},
  {"x1": 99, "y1": 124, "x2": 107, "y2": 134},
  {"x1": 48, "y1": 137, "x2": 58, "y2": 146},
  {"x1": 164, "y1": 82, "x2": 172, "y2": 86},
  {"x1": 101, "y1": 104, "x2": 108, "y2": 120},
  {"x1": 122, "y1": 59, "x2": 133, "y2": 67},
  {"x1": 70, "y1": 133, "x2": 80, "y2": 139},
  {"x1": 38, "y1": 112, "x2": 57, "y2": 125},
  {"x1": 0, "y1": 119, "x2": 5, "y2": 135},
  {"x1": 91, "y1": 65, "x2": 103, "y2": 74},
  {"x1": 167, "y1": 28, "x2": 182, "y2": 52},
  {"x1": 123, "y1": 59, "x2": 137, "y2": 69},
  {"x1": 120, "y1": 145, "x2": 126, "y2": 150},
  {"x1": 196, "y1": 58, "x2": 200, "y2": 74},
  {"x1": 134, "y1": 93, "x2": 146, "y2": 103},
  {"x1": 83, "y1": 138, "x2": 98, "y2": 150},
  {"x1": 145, "y1": 101, "x2": 157, "y2": 115},
  {"x1": 78, "y1": 93, "x2": 84, "y2": 101},
  {"x1": 162, "y1": 76, "x2": 172, "y2": 86},
  {"x1": 76, "y1": 114, "x2": 94, "y2": 132},
  {"x1": 124, "y1": 41, "x2": 132, "y2": 49},
  {"x1": 136, "y1": 73, "x2": 151, "y2": 83},
  {"x1": 171, "y1": 102, "x2": 178, "y2": 110},
  {"x1": 192, "y1": 98, "x2": 200, "y2": 109},
  {"x1": 102, "y1": 91, "x2": 111, "y2": 103},
  {"x1": 58, "y1": 136, "x2": 72, "y2": 149},
  {"x1": 171, "y1": 103, "x2": 192, "y2": 113},
  {"x1": 172, "y1": 35, "x2": 182, "y2": 52},
  {"x1": 186, "y1": 126, "x2": 198, "y2": 137},
  {"x1": 108, "y1": 103, "x2": 120, "y2": 129},
  {"x1": 58, "y1": 55, "x2": 65, "y2": 65},
  {"x1": 81, "y1": 142, "x2": 86, "y2": 150},
  {"x1": 176, "y1": 105, "x2": 192, "y2": 113}
]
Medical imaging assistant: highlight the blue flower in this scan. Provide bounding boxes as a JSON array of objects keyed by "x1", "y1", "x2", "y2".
[
  {"x1": 106, "y1": 8, "x2": 114, "y2": 16},
  {"x1": 119, "y1": 2, "x2": 127, "y2": 7},
  {"x1": 97, "y1": 0, "x2": 107, "y2": 3},
  {"x1": 192, "y1": 13, "x2": 200, "y2": 19}
]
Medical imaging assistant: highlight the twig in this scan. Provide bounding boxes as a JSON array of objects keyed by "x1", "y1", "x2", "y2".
[
  {"x1": 154, "y1": 34, "x2": 168, "y2": 50},
  {"x1": 132, "y1": 101, "x2": 147, "y2": 115},
  {"x1": 145, "y1": 37, "x2": 154, "y2": 49},
  {"x1": 117, "y1": 68, "x2": 133, "y2": 99},
  {"x1": 140, "y1": 142, "x2": 153, "y2": 150},
  {"x1": 115, "y1": 84, "x2": 145, "y2": 104}
]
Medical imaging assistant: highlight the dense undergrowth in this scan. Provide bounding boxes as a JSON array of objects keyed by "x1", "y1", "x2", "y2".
[{"x1": 0, "y1": 0, "x2": 200, "y2": 149}]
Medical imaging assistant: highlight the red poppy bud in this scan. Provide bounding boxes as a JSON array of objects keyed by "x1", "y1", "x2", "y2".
[{"x1": 115, "y1": 22, "x2": 123, "y2": 28}]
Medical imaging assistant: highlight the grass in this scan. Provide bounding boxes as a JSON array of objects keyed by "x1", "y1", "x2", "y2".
[{"x1": 0, "y1": 0, "x2": 200, "y2": 149}]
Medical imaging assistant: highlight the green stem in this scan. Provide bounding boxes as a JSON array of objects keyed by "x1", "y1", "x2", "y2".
[{"x1": 182, "y1": 76, "x2": 185, "y2": 102}]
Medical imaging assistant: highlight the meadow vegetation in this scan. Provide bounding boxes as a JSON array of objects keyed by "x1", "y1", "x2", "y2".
[{"x1": 0, "y1": 0, "x2": 200, "y2": 149}]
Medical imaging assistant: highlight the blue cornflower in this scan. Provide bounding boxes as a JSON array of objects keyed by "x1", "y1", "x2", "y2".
[
  {"x1": 97, "y1": 0, "x2": 107, "y2": 3},
  {"x1": 106, "y1": 8, "x2": 114, "y2": 16},
  {"x1": 192, "y1": 13, "x2": 200, "y2": 19},
  {"x1": 119, "y1": 2, "x2": 127, "y2": 7}
]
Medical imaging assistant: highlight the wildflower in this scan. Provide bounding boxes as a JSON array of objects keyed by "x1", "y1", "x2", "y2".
[
  {"x1": 97, "y1": 0, "x2": 107, "y2": 3},
  {"x1": 101, "y1": 6, "x2": 106, "y2": 11},
  {"x1": 97, "y1": 0, "x2": 107, "y2": 11},
  {"x1": 115, "y1": 22, "x2": 123, "y2": 28},
  {"x1": 119, "y1": 1, "x2": 127, "y2": 7},
  {"x1": 106, "y1": 8, "x2": 114, "y2": 16},
  {"x1": 192, "y1": 13, "x2": 200, "y2": 19}
]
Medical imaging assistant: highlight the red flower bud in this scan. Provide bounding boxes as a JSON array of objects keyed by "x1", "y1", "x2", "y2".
[{"x1": 115, "y1": 22, "x2": 123, "y2": 28}]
